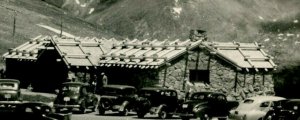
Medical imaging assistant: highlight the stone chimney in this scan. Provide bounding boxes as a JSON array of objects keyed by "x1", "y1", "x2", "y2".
[{"x1": 189, "y1": 29, "x2": 207, "y2": 42}]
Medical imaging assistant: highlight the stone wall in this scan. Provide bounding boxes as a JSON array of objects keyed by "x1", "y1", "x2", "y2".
[{"x1": 157, "y1": 48, "x2": 275, "y2": 100}]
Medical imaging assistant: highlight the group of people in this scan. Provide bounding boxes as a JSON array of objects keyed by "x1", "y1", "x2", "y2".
[{"x1": 67, "y1": 71, "x2": 108, "y2": 93}]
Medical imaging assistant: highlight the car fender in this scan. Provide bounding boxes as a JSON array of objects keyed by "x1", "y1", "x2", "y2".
[
  {"x1": 156, "y1": 104, "x2": 167, "y2": 114},
  {"x1": 193, "y1": 104, "x2": 208, "y2": 116},
  {"x1": 244, "y1": 110, "x2": 266, "y2": 120},
  {"x1": 119, "y1": 101, "x2": 129, "y2": 111}
]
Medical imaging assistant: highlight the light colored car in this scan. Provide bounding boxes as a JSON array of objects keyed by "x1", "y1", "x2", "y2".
[{"x1": 229, "y1": 96, "x2": 285, "y2": 120}]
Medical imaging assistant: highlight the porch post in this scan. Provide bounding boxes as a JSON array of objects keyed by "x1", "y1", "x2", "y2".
[
  {"x1": 243, "y1": 72, "x2": 246, "y2": 87},
  {"x1": 182, "y1": 47, "x2": 189, "y2": 90},
  {"x1": 163, "y1": 59, "x2": 169, "y2": 87},
  {"x1": 253, "y1": 72, "x2": 256, "y2": 85},
  {"x1": 234, "y1": 69, "x2": 238, "y2": 92},
  {"x1": 262, "y1": 72, "x2": 265, "y2": 86}
]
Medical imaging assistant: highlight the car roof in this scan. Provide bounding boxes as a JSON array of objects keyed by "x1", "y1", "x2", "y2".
[
  {"x1": 192, "y1": 91, "x2": 225, "y2": 96},
  {"x1": 103, "y1": 85, "x2": 136, "y2": 89},
  {"x1": 62, "y1": 82, "x2": 88, "y2": 86},
  {"x1": 141, "y1": 87, "x2": 176, "y2": 92},
  {"x1": 245, "y1": 96, "x2": 285, "y2": 103},
  {"x1": 0, "y1": 79, "x2": 20, "y2": 84}
]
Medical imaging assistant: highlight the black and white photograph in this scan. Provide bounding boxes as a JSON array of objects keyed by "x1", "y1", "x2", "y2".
[{"x1": 0, "y1": 0, "x2": 299, "y2": 120}]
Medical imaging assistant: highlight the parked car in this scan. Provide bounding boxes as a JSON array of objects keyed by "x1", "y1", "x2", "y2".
[
  {"x1": 264, "y1": 99, "x2": 300, "y2": 120},
  {"x1": 178, "y1": 92, "x2": 239, "y2": 120},
  {"x1": 0, "y1": 102, "x2": 71, "y2": 120},
  {"x1": 229, "y1": 96, "x2": 285, "y2": 120},
  {"x1": 53, "y1": 82, "x2": 98, "y2": 113},
  {"x1": 0, "y1": 79, "x2": 21, "y2": 108},
  {"x1": 97, "y1": 85, "x2": 137, "y2": 116},
  {"x1": 135, "y1": 87, "x2": 181, "y2": 119}
]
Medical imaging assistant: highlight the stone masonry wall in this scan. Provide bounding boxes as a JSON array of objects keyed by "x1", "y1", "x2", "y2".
[{"x1": 157, "y1": 48, "x2": 275, "y2": 100}]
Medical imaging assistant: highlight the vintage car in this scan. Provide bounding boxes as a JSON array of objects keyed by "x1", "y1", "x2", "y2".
[
  {"x1": 0, "y1": 102, "x2": 71, "y2": 120},
  {"x1": 178, "y1": 92, "x2": 239, "y2": 120},
  {"x1": 264, "y1": 99, "x2": 300, "y2": 120},
  {"x1": 53, "y1": 82, "x2": 98, "y2": 113},
  {"x1": 0, "y1": 79, "x2": 21, "y2": 108},
  {"x1": 97, "y1": 85, "x2": 137, "y2": 116},
  {"x1": 135, "y1": 87, "x2": 181, "y2": 119},
  {"x1": 229, "y1": 96, "x2": 285, "y2": 120}
]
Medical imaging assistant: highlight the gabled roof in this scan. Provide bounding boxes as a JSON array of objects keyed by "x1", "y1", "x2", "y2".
[
  {"x1": 98, "y1": 39, "x2": 203, "y2": 69},
  {"x1": 50, "y1": 36, "x2": 107, "y2": 67},
  {"x1": 2, "y1": 35, "x2": 52, "y2": 61},
  {"x1": 202, "y1": 42, "x2": 277, "y2": 71}
]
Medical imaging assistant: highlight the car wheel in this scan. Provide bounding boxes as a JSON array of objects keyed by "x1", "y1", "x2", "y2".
[
  {"x1": 91, "y1": 99, "x2": 98, "y2": 112},
  {"x1": 181, "y1": 116, "x2": 190, "y2": 120},
  {"x1": 98, "y1": 107, "x2": 105, "y2": 115},
  {"x1": 137, "y1": 111, "x2": 146, "y2": 118},
  {"x1": 199, "y1": 113, "x2": 209, "y2": 120},
  {"x1": 67, "y1": 108, "x2": 73, "y2": 112},
  {"x1": 159, "y1": 109, "x2": 168, "y2": 119},
  {"x1": 119, "y1": 107, "x2": 129, "y2": 116},
  {"x1": 80, "y1": 102, "x2": 86, "y2": 114},
  {"x1": 55, "y1": 108, "x2": 60, "y2": 113}
]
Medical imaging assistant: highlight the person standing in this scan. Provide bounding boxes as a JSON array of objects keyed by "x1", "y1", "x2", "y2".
[
  {"x1": 67, "y1": 70, "x2": 76, "y2": 82},
  {"x1": 101, "y1": 72, "x2": 108, "y2": 86}
]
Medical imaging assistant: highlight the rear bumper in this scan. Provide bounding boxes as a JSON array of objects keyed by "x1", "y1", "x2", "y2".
[
  {"x1": 54, "y1": 104, "x2": 80, "y2": 108},
  {"x1": 179, "y1": 113, "x2": 195, "y2": 117}
]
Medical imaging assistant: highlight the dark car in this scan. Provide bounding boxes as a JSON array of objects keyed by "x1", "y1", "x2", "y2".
[
  {"x1": 178, "y1": 92, "x2": 239, "y2": 120},
  {"x1": 53, "y1": 82, "x2": 98, "y2": 113},
  {"x1": 0, "y1": 102, "x2": 71, "y2": 120},
  {"x1": 135, "y1": 87, "x2": 181, "y2": 119},
  {"x1": 0, "y1": 79, "x2": 21, "y2": 108},
  {"x1": 98, "y1": 85, "x2": 137, "y2": 116},
  {"x1": 264, "y1": 99, "x2": 300, "y2": 120}
]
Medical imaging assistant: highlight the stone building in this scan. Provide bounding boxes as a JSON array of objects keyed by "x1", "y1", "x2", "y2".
[{"x1": 2, "y1": 34, "x2": 276, "y2": 100}]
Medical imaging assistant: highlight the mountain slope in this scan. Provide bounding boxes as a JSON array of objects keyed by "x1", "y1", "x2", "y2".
[
  {"x1": 44, "y1": 0, "x2": 300, "y2": 68},
  {"x1": 0, "y1": 0, "x2": 117, "y2": 58}
]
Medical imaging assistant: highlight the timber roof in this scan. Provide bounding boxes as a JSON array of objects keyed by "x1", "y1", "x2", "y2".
[
  {"x1": 2, "y1": 35, "x2": 52, "y2": 61},
  {"x1": 98, "y1": 39, "x2": 203, "y2": 69},
  {"x1": 202, "y1": 42, "x2": 277, "y2": 71},
  {"x1": 50, "y1": 36, "x2": 109, "y2": 67}
]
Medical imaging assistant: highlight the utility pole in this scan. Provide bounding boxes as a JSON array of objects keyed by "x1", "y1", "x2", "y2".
[
  {"x1": 0, "y1": 4, "x2": 20, "y2": 42},
  {"x1": 60, "y1": 12, "x2": 63, "y2": 37},
  {"x1": 12, "y1": 11, "x2": 16, "y2": 37}
]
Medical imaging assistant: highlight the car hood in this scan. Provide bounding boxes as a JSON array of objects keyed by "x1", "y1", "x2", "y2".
[
  {"x1": 57, "y1": 91, "x2": 79, "y2": 100},
  {"x1": 183, "y1": 100, "x2": 207, "y2": 105}
]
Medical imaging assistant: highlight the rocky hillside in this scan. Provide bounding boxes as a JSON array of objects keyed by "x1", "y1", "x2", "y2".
[
  {"x1": 42, "y1": 0, "x2": 300, "y2": 98},
  {"x1": 43, "y1": 0, "x2": 300, "y2": 68}
]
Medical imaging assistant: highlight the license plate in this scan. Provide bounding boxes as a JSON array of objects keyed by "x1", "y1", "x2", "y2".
[
  {"x1": 63, "y1": 97, "x2": 70, "y2": 101},
  {"x1": 4, "y1": 94, "x2": 11, "y2": 99},
  {"x1": 182, "y1": 104, "x2": 188, "y2": 108}
]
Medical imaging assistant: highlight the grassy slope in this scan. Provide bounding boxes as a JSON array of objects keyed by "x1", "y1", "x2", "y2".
[{"x1": 0, "y1": 0, "x2": 117, "y2": 59}]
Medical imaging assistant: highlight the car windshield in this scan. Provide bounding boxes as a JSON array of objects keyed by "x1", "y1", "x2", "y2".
[
  {"x1": 139, "y1": 90, "x2": 158, "y2": 98},
  {"x1": 61, "y1": 86, "x2": 80, "y2": 93},
  {"x1": 0, "y1": 82, "x2": 18, "y2": 90},
  {"x1": 190, "y1": 93, "x2": 207, "y2": 100},
  {"x1": 101, "y1": 88, "x2": 123, "y2": 96}
]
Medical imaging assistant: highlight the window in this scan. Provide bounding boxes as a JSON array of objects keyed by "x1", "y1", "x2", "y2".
[
  {"x1": 189, "y1": 70, "x2": 210, "y2": 84},
  {"x1": 260, "y1": 102, "x2": 270, "y2": 107}
]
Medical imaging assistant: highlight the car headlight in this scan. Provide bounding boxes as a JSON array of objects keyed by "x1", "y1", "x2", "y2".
[{"x1": 182, "y1": 104, "x2": 188, "y2": 108}]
